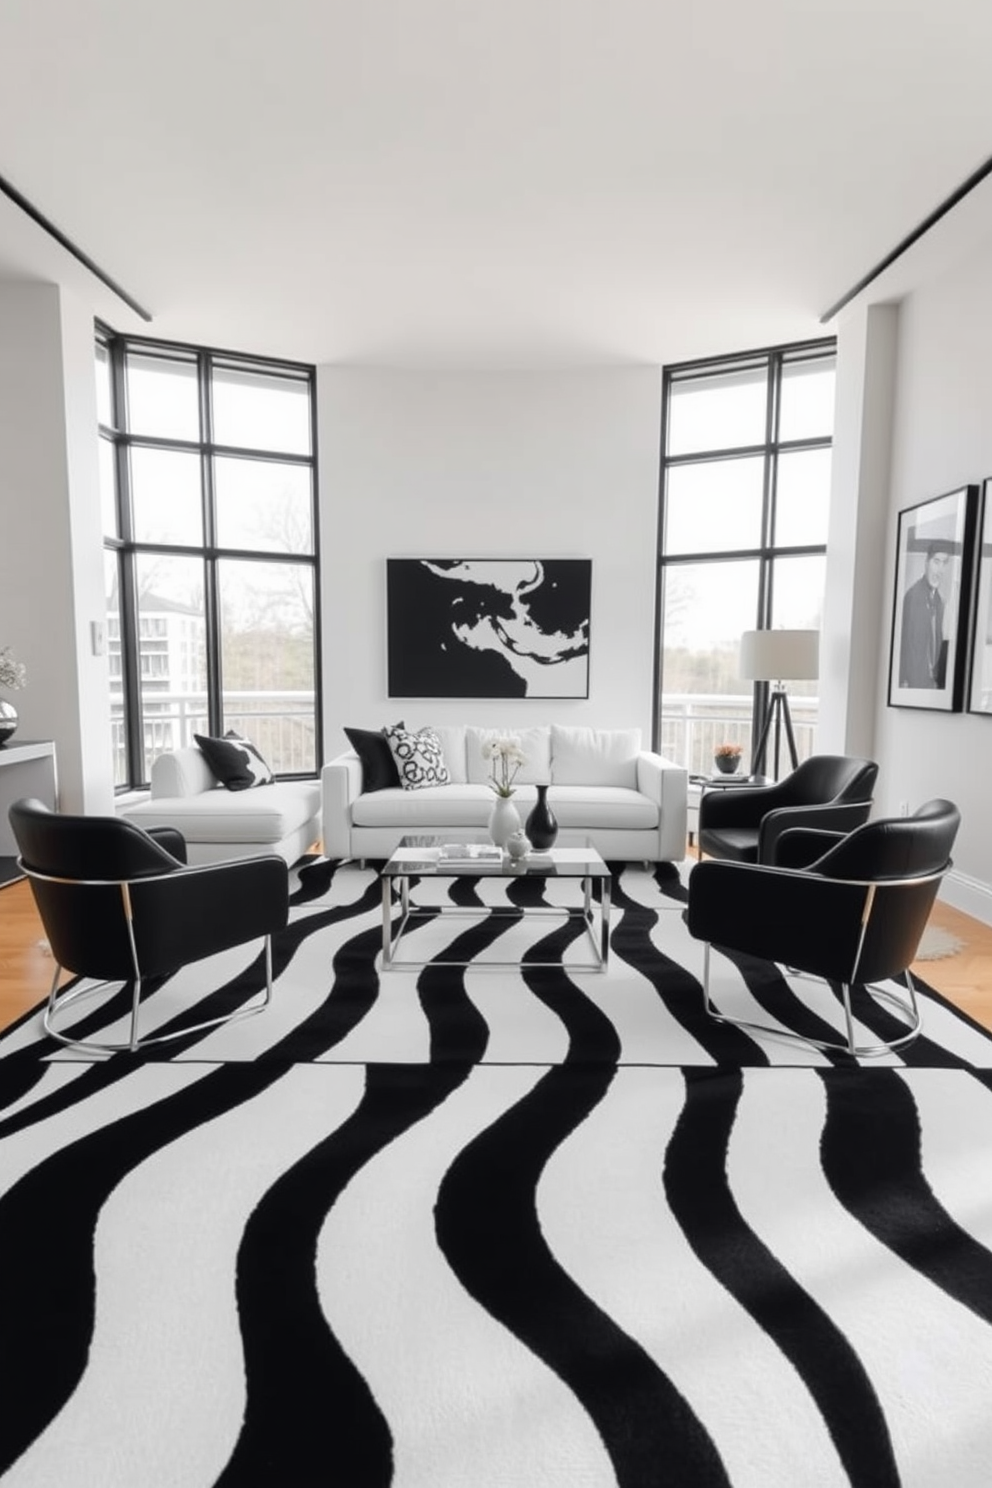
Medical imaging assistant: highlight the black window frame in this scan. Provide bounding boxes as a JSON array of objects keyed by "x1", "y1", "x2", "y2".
[
  {"x1": 97, "y1": 322, "x2": 322, "y2": 790},
  {"x1": 654, "y1": 336, "x2": 837, "y2": 757}
]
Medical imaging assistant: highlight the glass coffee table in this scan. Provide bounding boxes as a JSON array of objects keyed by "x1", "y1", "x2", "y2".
[{"x1": 380, "y1": 833, "x2": 612, "y2": 972}]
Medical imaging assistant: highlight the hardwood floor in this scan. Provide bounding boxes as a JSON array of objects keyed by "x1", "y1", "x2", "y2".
[{"x1": 2, "y1": 869, "x2": 991, "y2": 1037}]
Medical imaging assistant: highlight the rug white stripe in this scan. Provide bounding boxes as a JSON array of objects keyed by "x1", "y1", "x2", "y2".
[
  {"x1": 538, "y1": 1068, "x2": 850, "y2": 1487},
  {"x1": 729, "y1": 1070, "x2": 992, "y2": 1488},
  {"x1": 316, "y1": 1063, "x2": 616, "y2": 1488},
  {"x1": 0, "y1": 1061, "x2": 211, "y2": 1202},
  {"x1": 5, "y1": 1065, "x2": 367, "y2": 1488},
  {"x1": 903, "y1": 1069, "x2": 992, "y2": 1245},
  {"x1": 577, "y1": 966, "x2": 717, "y2": 1066},
  {"x1": 0, "y1": 1060, "x2": 95, "y2": 1122},
  {"x1": 461, "y1": 968, "x2": 572, "y2": 1064}
]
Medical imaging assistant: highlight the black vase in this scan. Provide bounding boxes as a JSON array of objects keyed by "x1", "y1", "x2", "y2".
[{"x1": 526, "y1": 783, "x2": 558, "y2": 850}]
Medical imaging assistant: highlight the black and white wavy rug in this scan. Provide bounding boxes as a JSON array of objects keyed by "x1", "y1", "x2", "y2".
[{"x1": 3, "y1": 861, "x2": 992, "y2": 1486}]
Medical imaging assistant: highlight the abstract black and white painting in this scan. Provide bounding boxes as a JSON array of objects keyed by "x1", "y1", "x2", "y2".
[{"x1": 387, "y1": 558, "x2": 591, "y2": 698}]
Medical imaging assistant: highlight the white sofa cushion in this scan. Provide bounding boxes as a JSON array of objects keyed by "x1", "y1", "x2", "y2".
[
  {"x1": 532, "y1": 785, "x2": 657, "y2": 830},
  {"x1": 353, "y1": 784, "x2": 508, "y2": 829},
  {"x1": 550, "y1": 726, "x2": 641, "y2": 788},
  {"x1": 124, "y1": 780, "x2": 322, "y2": 845},
  {"x1": 466, "y1": 726, "x2": 551, "y2": 786},
  {"x1": 349, "y1": 782, "x2": 657, "y2": 832},
  {"x1": 430, "y1": 725, "x2": 468, "y2": 784}
]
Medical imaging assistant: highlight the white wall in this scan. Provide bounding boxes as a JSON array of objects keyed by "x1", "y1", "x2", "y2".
[
  {"x1": 854, "y1": 244, "x2": 992, "y2": 921},
  {"x1": 317, "y1": 367, "x2": 662, "y2": 760},
  {"x1": 0, "y1": 281, "x2": 112, "y2": 814}
]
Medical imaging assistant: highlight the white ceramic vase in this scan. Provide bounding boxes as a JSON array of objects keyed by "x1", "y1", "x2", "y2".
[{"x1": 488, "y1": 793, "x2": 522, "y2": 848}]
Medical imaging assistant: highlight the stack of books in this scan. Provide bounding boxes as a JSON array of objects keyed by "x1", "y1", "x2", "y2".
[{"x1": 438, "y1": 842, "x2": 504, "y2": 865}]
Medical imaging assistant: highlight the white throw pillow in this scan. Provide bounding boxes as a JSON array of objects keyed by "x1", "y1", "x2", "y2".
[
  {"x1": 550, "y1": 725, "x2": 641, "y2": 788},
  {"x1": 428, "y1": 725, "x2": 468, "y2": 784},
  {"x1": 384, "y1": 725, "x2": 452, "y2": 790},
  {"x1": 466, "y1": 726, "x2": 552, "y2": 786}
]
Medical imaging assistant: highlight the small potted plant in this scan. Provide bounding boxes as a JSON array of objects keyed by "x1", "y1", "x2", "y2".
[{"x1": 713, "y1": 742, "x2": 743, "y2": 775}]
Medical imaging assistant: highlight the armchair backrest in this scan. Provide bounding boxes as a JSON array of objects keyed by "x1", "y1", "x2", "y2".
[
  {"x1": 808, "y1": 797, "x2": 960, "y2": 883},
  {"x1": 10, "y1": 797, "x2": 183, "y2": 882},
  {"x1": 809, "y1": 798, "x2": 960, "y2": 985},
  {"x1": 784, "y1": 755, "x2": 879, "y2": 806},
  {"x1": 9, "y1": 798, "x2": 185, "y2": 981}
]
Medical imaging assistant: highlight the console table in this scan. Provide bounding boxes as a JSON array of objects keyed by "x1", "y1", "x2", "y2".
[{"x1": 0, "y1": 739, "x2": 58, "y2": 884}]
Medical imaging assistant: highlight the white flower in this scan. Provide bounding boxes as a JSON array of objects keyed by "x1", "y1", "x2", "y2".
[
  {"x1": 0, "y1": 647, "x2": 26, "y2": 691},
  {"x1": 486, "y1": 734, "x2": 526, "y2": 796}
]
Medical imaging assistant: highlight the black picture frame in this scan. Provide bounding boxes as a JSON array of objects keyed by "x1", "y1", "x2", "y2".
[
  {"x1": 967, "y1": 478, "x2": 992, "y2": 716},
  {"x1": 386, "y1": 558, "x2": 592, "y2": 699},
  {"x1": 887, "y1": 484, "x2": 978, "y2": 712}
]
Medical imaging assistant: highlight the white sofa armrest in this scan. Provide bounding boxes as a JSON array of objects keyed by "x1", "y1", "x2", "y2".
[
  {"x1": 321, "y1": 750, "x2": 364, "y2": 859},
  {"x1": 636, "y1": 751, "x2": 688, "y2": 860},
  {"x1": 151, "y1": 747, "x2": 217, "y2": 798}
]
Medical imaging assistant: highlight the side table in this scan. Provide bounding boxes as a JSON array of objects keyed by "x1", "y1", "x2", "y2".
[{"x1": 0, "y1": 739, "x2": 58, "y2": 884}]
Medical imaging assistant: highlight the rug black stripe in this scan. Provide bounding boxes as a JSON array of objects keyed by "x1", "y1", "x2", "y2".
[
  {"x1": 819, "y1": 1068, "x2": 992, "y2": 1324},
  {"x1": 0, "y1": 1055, "x2": 146, "y2": 1140},
  {"x1": 522, "y1": 916, "x2": 623, "y2": 1064},
  {"x1": 820, "y1": 977, "x2": 982, "y2": 1069},
  {"x1": 255, "y1": 883, "x2": 423, "y2": 1063},
  {"x1": 665, "y1": 1068, "x2": 900, "y2": 1487},
  {"x1": 217, "y1": 1061, "x2": 469, "y2": 1488},
  {"x1": 710, "y1": 948, "x2": 849, "y2": 1065},
  {"x1": 608, "y1": 880, "x2": 766, "y2": 1067},
  {"x1": 0, "y1": 1061, "x2": 286, "y2": 1474},
  {"x1": 0, "y1": 1044, "x2": 72, "y2": 1114},
  {"x1": 417, "y1": 912, "x2": 524, "y2": 1063},
  {"x1": 435, "y1": 1063, "x2": 731, "y2": 1488}
]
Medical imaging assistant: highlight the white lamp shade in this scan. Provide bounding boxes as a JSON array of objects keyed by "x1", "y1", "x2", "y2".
[{"x1": 739, "y1": 629, "x2": 820, "y2": 682}]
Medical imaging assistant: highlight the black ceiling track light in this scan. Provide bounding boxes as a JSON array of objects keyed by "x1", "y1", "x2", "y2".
[
  {"x1": 821, "y1": 152, "x2": 992, "y2": 324},
  {"x1": 0, "y1": 168, "x2": 152, "y2": 321}
]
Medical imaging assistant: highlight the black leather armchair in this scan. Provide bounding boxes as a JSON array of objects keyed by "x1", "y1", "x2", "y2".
[
  {"x1": 697, "y1": 754, "x2": 879, "y2": 864},
  {"x1": 686, "y1": 798, "x2": 960, "y2": 1057},
  {"x1": 9, "y1": 797, "x2": 290, "y2": 1054}
]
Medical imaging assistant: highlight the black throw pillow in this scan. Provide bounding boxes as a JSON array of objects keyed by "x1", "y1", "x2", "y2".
[
  {"x1": 344, "y1": 724, "x2": 404, "y2": 792},
  {"x1": 194, "y1": 731, "x2": 275, "y2": 791}
]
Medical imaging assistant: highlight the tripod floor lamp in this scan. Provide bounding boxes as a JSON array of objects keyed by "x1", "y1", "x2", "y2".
[{"x1": 739, "y1": 629, "x2": 820, "y2": 780}]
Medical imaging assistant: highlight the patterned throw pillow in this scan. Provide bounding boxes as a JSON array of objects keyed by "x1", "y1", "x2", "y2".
[
  {"x1": 383, "y1": 725, "x2": 452, "y2": 790},
  {"x1": 194, "y1": 731, "x2": 275, "y2": 791}
]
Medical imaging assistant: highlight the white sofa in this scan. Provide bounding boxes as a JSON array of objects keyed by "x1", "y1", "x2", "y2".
[
  {"x1": 321, "y1": 724, "x2": 688, "y2": 863},
  {"x1": 121, "y1": 747, "x2": 323, "y2": 866}
]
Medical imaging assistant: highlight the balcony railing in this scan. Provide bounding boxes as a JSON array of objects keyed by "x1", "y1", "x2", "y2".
[
  {"x1": 110, "y1": 690, "x2": 317, "y2": 783},
  {"x1": 660, "y1": 692, "x2": 818, "y2": 778}
]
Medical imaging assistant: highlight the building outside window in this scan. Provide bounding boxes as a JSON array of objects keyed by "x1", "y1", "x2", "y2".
[
  {"x1": 96, "y1": 330, "x2": 321, "y2": 789},
  {"x1": 656, "y1": 339, "x2": 836, "y2": 776}
]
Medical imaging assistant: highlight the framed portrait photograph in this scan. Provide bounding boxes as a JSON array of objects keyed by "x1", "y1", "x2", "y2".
[
  {"x1": 967, "y1": 478, "x2": 992, "y2": 715},
  {"x1": 887, "y1": 484, "x2": 978, "y2": 712},
  {"x1": 386, "y1": 558, "x2": 591, "y2": 699}
]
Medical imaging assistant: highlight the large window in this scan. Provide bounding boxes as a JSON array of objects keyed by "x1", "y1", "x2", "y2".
[
  {"x1": 97, "y1": 329, "x2": 320, "y2": 789},
  {"x1": 656, "y1": 340, "x2": 836, "y2": 775}
]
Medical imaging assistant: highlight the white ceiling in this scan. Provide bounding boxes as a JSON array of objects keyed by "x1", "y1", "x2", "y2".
[{"x1": 1, "y1": 0, "x2": 992, "y2": 368}]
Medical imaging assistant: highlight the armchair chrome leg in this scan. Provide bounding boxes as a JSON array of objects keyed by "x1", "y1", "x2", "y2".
[
  {"x1": 840, "y1": 981, "x2": 857, "y2": 1055},
  {"x1": 263, "y1": 935, "x2": 274, "y2": 1006},
  {"x1": 129, "y1": 977, "x2": 142, "y2": 1052},
  {"x1": 46, "y1": 961, "x2": 62, "y2": 1025},
  {"x1": 40, "y1": 936, "x2": 278, "y2": 1056},
  {"x1": 700, "y1": 950, "x2": 923, "y2": 1058}
]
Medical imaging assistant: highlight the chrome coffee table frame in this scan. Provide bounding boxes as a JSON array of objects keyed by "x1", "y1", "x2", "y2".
[{"x1": 380, "y1": 834, "x2": 612, "y2": 972}]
